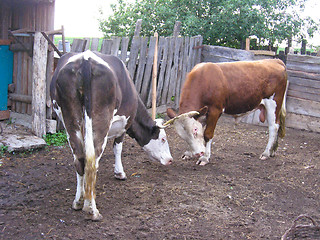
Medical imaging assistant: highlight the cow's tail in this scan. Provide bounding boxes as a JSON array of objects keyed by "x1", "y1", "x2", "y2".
[
  {"x1": 278, "y1": 79, "x2": 289, "y2": 139},
  {"x1": 81, "y1": 59, "x2": 96, "y2": 201}
]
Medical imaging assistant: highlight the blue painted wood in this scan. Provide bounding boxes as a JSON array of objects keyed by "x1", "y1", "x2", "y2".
[{"x1": 0, "y1": 45, "x2": 13, "y2": 110}]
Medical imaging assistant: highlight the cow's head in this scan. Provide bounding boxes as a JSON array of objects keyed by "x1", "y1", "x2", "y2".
[
  {"x1": 165, "y1": 107, "x2": 208, "y2": 159},
  {"x1": 142, "y1": 119, "x2": 173, "y2": 166}
]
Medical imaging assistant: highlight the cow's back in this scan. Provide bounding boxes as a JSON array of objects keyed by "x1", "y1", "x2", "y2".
[{"x1": 179, "y1": 59, "x2": 287, "y2": 115}]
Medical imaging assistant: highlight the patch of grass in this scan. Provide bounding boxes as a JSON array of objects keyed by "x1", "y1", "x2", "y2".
[
  {"x1": 0, "y1": 145, "x2": 8, "y2": 157},
  {"x1": 44, "y1": 131, "x2": 68, "y2": 146}
]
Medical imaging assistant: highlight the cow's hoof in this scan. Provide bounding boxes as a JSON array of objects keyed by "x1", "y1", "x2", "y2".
[
  {"x1": 182, "y1": 155, "x2": 192, "y2": 160},
  {"x1": 114, "y1": 172, "x2": 127, "y2": 180},
  {"x1": 91, "y1": 212, "x2": 103, "y2": 221},
  {"x1": 259, "y1": 154, "x2": 269, "y2": 160},
  {"x1": 196, "y1": 157, "x2": 209, "y2": 166},
  {"x1": 72, "y1": 201, "x2": 83, "y2": 210}
]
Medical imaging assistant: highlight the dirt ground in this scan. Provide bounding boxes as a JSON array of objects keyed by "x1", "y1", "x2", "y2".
[{"x1": 0, "y1": 115, "x2": 319, "y2": 240}]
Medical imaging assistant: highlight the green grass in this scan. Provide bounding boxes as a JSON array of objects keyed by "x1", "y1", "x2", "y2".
[{"x1": 44, "y1": 131, "x2": 68, "y2": 146}]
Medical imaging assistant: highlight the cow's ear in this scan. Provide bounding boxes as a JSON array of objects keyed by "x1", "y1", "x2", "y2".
[
  {"x1": 167, "y1": 108, "x2": 177, "y2": 119},
  {"x1": 151, "y1": 125, "x2": 160, "y2": 139},
  {"x1": 194, "y1": 106, "x2": 208, "y2": 125},
  {"x1": 198, "y1": 106, "x2": 208, "y2": 116}
]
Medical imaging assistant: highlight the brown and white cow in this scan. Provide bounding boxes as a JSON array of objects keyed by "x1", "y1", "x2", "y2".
[
  {"x1": 166, "y1": 59, "x2": 288, "y2": 165},
  {"x1": 50, "y1": 50, "x2": 173, "y2": 220}
]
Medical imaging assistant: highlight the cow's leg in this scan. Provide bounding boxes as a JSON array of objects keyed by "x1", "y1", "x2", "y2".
[
  {"x1": 113, "y1": 135, "x2": 127, "y2": 180},
  {"x1": 72, "y1": 155, "x2": 84, "y2": 210},
  {"x1": 260, "y1": 98, "x2": 279, "y2": 160},
  {"x1": 73, "y1": 167, "x2": 85, "y2": 210},
  {"x1": 196, "y1": 109, "x2": 221, "y2": 165}
]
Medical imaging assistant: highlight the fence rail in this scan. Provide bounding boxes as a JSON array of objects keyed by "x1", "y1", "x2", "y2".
[{"x1": 70, "y1": 35, "x2": 203, "y2": 108}]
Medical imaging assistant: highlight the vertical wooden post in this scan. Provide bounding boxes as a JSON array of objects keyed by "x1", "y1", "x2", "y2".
[
  {"x1": 32, "y1": 32, "x2": 48, "y2": 138},
  {"x1": 134, "y1": 19, "x2": 142, "y2": 37},
  {"x1": 245, "y1": 38, "x2": 250, "y2": 51},
  {"x1": 151, "y1": 32, "x2": 158, "y2": 120},
  {"x1": 301, "y1": 39, "x2": 307, "y2": 55},
  {"x1": 173, "y1": 21, "x2": 181, "y2": 37},
  {"x1": 61, "y1": 25, "x2": 66, "y2": 54}
]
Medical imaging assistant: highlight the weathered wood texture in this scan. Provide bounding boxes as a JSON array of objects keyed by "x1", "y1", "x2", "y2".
[
  {"x1": 71, "y1": 35, "x2": 203, "y2": 108},
  {"x1": 202, "y1": 45, "x2": 320, "y2": 133},
  {"x1": 32, "y1": 32, "x2": 48, "y2": 137}
]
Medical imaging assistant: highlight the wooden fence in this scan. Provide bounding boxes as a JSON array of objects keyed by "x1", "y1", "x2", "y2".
[
  {"x1": 70, "y1": 35, "x2": 203, "y2": 108},
  {"x1": 285, "y1": 54, "x2": 320, "y2": 132}
]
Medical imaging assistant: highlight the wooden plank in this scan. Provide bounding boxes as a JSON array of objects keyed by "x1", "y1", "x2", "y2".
[
  {"x1": 156, "y1": 37, "x2": 169, "y2": 105},
  {"x1": 134, "y1": 37, "x2": 148, "y2": 93},
  {"x1": 100, "y1": 39, "x2": 111, "y2": 54},
  {"x1": 22, "y1": 45, "x2": 28, "y2": 114},
  {"x1": 71, "y1": 39, "x2": 87, "y2": 52},
  {"x1": 147, "y1": 34, "x2": 162, "y2": 107},
  {"x1": 161, "y1": 37, "x2": 174, "y2": 105},
  {"x1": 140, "y1": 36, "x2": 156, "y2": 105},
  {"x1": 32, "y1": 32, "x2": 48, "y2": 137},
  {"x1": 287, "y1": 54, "x2": 320, "y2": 65},
  {"x1": 187, "y1": 37, "x2": 196, "y2": 73},
  {"x1": 120, "y1": 37, "x2": 129, "y2": 63},
  {"x1": 174, "y1": 37, "x2": 185, "y2": 107},
  {"x1": 127, "y1": 36, "x2": 141, "y2": 80},
  {"x1": 91, "y1": 38, "x2": 100, "y2": 51},
  {"x1": 0, "y1": 110, "x2": 10, "y2": 120},
  {"x1": 287, "y1": 89, "x2": 320, "y2": 102},
  {"x1": 16, "y1": 52, "x2": 22, "y2": 113},
  {"x1": 84, "y1": 38, "x2": 91, "y2": 50},
  {"x1": 27, "y1": 53, "x2": 32, "y2": 115},
  {"x1": 287, "y1": 96, "x2": 320, "y2": 118},
  {"x1": 166, "y1": 37, "x2": 182, "y2": 105},
  {"x1": 110, "y1": 36, "x2": 121, "y2": 56},
  {"x1": 287, "y1": 61, "x2": 320, "y2": 74},
  {"x1": 286, "y1": 112, "x2": 320, "y2": 133},
  {"x1": 9, "y1": 93, "x2": 32, "y2": 103},
  {"x1": 287, "y1": 69, "x2": 320, "y2": 81},
  {"x1": 289, "y1": 82, "x2": 320, "y2": 95},
  {"x1": 288, "y1": 76, "x2": 320, "y2": 89},
  {"x1": 195, "y1": 35, "x2": 203, "y2": 65}
]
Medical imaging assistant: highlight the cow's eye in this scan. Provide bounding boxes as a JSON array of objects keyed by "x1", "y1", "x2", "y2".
[
  {"x1": 161, "y1": 137, "x2": 166, "y2": 143},
  {"x1": 193, "y1": 127, "x2": 198, "y2": 137}
]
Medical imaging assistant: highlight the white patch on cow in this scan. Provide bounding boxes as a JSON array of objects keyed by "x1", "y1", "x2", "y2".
[
  {"x1": 142, "y1": 119, "x2": 173, "y2": 166},
  {"x1": 260, "y1": 97, "x2": 279, "y2": 159},
  {"x1": 67, "y1": 50, "x2": 111, "y2": 70},
  {"x1": 84, "y1": 110, "x2": 95, "y2": 160},
  {"x1": 108, "y1": 113, "x2": 129, "y2": 139},
  {"x1": 173, "y1": 116, "x2": 206, "y2": 157},
  {"x1": 73, "y1": 172, "x2": 84, "y2": 210}
]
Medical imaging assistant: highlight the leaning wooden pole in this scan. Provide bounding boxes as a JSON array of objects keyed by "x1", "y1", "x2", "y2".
[
  {"x1": 32, "y1": 32, "x2": 48, "y2": 137},
  {"x1": 151, "y1": 32, "x2": 158, "y2": 120}
]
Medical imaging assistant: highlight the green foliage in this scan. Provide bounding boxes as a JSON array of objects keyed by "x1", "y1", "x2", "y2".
[
  {"x1": 44, "y1": 131, "x2": 68, "y2": 146},
  {"x1": 99, "y1": 0, "x2": 319, "y2": 48}
]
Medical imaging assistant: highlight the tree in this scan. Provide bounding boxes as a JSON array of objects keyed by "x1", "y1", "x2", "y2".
[{"x1": 99, "y1": 0, "x2": 319, "y2": 48}]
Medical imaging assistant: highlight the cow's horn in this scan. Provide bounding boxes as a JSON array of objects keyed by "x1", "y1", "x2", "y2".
[{"x1": 163, "y1": 111, "x2": 200, "y2": 126}]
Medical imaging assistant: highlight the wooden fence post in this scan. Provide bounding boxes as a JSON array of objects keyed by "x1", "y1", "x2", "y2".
[
  {"x1": 152, "y1": 32, "x2": 158, "y2": 120},
  {"x1": 32, "y1": 32, "x2": 48, "y2": 138}
]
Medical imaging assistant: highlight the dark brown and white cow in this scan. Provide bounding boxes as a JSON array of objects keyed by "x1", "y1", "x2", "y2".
[
  {"x1": 50, "y1": 50, "x2": 172, "y2": 220},
  {"x1": 166, "y1": 59, "x2": 288, "y2": 165}
]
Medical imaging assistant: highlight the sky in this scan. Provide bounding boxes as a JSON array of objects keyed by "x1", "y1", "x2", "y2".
[{"x1": 54, "y1": 0, "x2": 320, "y2": 46}]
